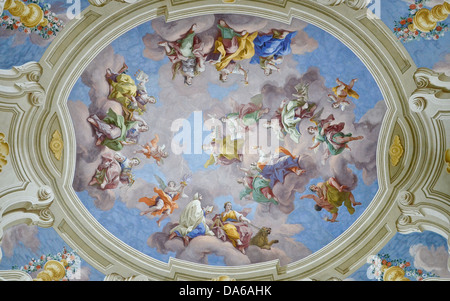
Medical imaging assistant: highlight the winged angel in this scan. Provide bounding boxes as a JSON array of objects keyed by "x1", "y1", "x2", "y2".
[{"x1": 139, "y1": 174, "x2": 192, "y2": 226}]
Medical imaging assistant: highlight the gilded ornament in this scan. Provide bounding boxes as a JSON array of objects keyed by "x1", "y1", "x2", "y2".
[
  {"x1": 383, "y1": 266, "x2": 410, "y2": 281},
  {"x1": 33, "y1": 260, "x2": 66, "y2": 281},
  {"x1": 408, "y1": 1, "x2": 450, "y2": 32},
  {"x1": 3, "y1": 0, "x2": 47, "y2": 29},
  {"x1": 389, "y1": 135, "x2": 403, "y2": 166},
  {"x1": 211, "y1": 275, "x2": 236, "y2": 281},
  {"x1": 445, "y1": 149, "x2": 450, "y2": 173},
  {"x1": 49, "y1": 130, "x2": 63, "y2": 160},
  {"x1": 0, "y1": 132, "x2": 9, "y2": 172}
]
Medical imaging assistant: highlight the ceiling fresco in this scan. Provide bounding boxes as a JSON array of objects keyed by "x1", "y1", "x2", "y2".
[{"x1": 0, "y1": 0, "x2": 449, "y2": 282}]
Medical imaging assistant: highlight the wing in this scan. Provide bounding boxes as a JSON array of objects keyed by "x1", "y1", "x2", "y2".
[
  {"x1": 181, "y1": 173, "x2": 192, "y2": 184},
  {"x1": 154, "y1": 175, "x2": 167, "y2": 190},
  {"x1": 309, "y1": 107, "x2": 324, "y2": 125}
]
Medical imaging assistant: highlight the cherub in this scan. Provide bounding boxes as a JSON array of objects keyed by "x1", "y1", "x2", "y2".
[
  {"x1": 300, "y1": 177, "x2": 362, "y2": 222},
  {"x1": 139, "y1": 174, "x2": 191, "y2": 227},
  {"x1": 327, "y1": 78, "x2": 359, "y2": 111},
  {"x1": 134, "y1": 134, "x2": 168, "y2": 166}
]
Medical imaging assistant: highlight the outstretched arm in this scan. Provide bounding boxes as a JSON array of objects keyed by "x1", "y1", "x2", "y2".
[{"x1": 300, "y1": 194, "x2": 320, "y2": 203}]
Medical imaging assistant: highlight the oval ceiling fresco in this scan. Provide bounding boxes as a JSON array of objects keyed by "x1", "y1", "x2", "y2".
[{"x1": 68, "y1": 13, "x2": 385, "y2": 266}]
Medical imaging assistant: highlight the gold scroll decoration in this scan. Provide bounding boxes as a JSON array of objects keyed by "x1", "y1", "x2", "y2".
[
  {"x1": 408, "y1": 1, "x2": 450, "y2": 32},
  {"x1": 4, "y1": 0, "x2": 49, "y2": 28},
  {"x1": 389, "y1": 135, "x2": 404, "y2": 167},
  {"x1": 49, "y1": 130, "x2": 63, "y2": 160},
  {"x1": 0, "y1": 132, "x2": 9, "y2": 172}
]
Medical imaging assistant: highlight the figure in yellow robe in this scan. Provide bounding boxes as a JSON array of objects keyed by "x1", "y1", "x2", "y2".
[
  {"x1": 203, "y1": 136, "x2": 244, "y2": 168},
  {"x1": 212, "y1": 20, "x2": 258, "y2": 72}
]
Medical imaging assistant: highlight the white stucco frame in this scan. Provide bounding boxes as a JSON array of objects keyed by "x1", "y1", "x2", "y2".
[{"x1": 0, "y1": 0, "x2": 449, "y2": 281}]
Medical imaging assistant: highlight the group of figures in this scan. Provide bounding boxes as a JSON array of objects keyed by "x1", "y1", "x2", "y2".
[{"x1": 85, "y1": 20, "x2": 365, "y2": 255}]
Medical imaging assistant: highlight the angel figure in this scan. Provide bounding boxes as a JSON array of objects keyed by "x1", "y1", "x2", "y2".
[
  {"x1": 134, "y1": 134, "x2": 168, "y2": 166},
  {"x1": 250, "y1": 30, "x2": 297, "y2": 76},
  {"x1": 158, "y1": 23, "x2": 207, "y2": 86},
  {"x1": 139, "y1": 174, "x2": 191, "y2": 227},
  {"x1": 87, "y1": 108, "x2": 149, "y2": 151},
  {"x1": 307, "y1": 114, "x2": 364, "y2": 161},
  {"x1": 255, "y1": 146, "x2": 306, "y2": 189},
  {"x1": 237, "y1": 165, "x2": 279, "y2": 209},
  {"x1": 89, "y1": 152, "x2": 140, "y2": 189},
  {"x1": 300, "y1": 177, "x2": 362, "y2": 222},
  {"x1": 327, "y1": 78, "x2": 359, "y2": 111},
  {"x1": 207, "y1": 19, "x2": 257, "y2": 83},
  {"x1": 221, "y1": 94, "x2": 270, "y2": 134},
  {"x1": 264, "y1": 83, "x2": 317, "y2": 143}
]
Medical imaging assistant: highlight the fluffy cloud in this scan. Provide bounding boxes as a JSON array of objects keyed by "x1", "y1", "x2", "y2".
[
  {"x1": 410, "y1": 243, "x2": 450, "y2": 278},
  {"x1": 1, "y1": 225, "x2": 40, "y2": 258},
  {"x1": 433, "y1": 53, "x2": 450, "y2": 76}
]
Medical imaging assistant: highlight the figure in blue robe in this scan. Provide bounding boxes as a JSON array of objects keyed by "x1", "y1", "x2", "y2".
[{"x1": 250, "y1": 30, "x2": 297, "y2": 75}]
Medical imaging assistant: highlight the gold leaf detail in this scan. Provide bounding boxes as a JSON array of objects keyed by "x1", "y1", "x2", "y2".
[
  {"x1": 0, "y1": 132, "x2": 10, "y2": 172},
  {"x1": 389, "y1": 135, "x2": 403, "y2": 167},
  {"x1": 445, "y1": 149, "x2": 450, "y2": 174},
  {"x1": 49, "y1": 130, "x2": 63, "y2": 161}
]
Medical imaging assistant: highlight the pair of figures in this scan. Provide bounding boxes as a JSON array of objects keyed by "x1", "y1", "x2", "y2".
[
  {"x1": 300, "y1": 177, "x2": 362, "y2": 222},
  {"x1": 168, "y1": 195, "x2": 252, "y2": 255},
  {"x1": 139, "y1": 175, "x2": 190, "y2": 227},
  {"x1": 89, "y1": 152, "x2": 140, "y2": 190}
]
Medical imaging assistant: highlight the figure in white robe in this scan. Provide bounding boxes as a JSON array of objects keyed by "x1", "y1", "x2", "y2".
[{"x1": 168, "y1": 193, "x2": 214, "y2": 246}]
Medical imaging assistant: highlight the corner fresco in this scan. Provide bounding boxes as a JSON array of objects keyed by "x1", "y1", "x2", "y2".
[{"x1": 0, "y1": 0, "x2": 448, "y2": 281}]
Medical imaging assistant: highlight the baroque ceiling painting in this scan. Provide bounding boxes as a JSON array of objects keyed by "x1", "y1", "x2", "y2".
[{"x1": 0, "y1": 0, "x2": 449, "y2": 284}]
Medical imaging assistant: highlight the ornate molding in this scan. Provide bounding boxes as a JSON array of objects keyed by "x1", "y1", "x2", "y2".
[
  {"x1": 316, "y1": 0, "x2": 371, "y2": 10},
  {"x1": 0, "y1": 133, "x2": 9, "y2": 173},
  {"x1": 0, "y1": 186, "x2": 55, "y2": 262},
  {"x1": 0, "y1": 61, "x2": 46, "y2": 107},
  {"x1": 88, "y1": 0, "x2": 141, "y2": 7},
  {"x1": 104, "y1": 273, "x2": 150, "y2": 281},
  {"x1": 0, "y1": 270, "x2": 33, "y2": 281}
]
